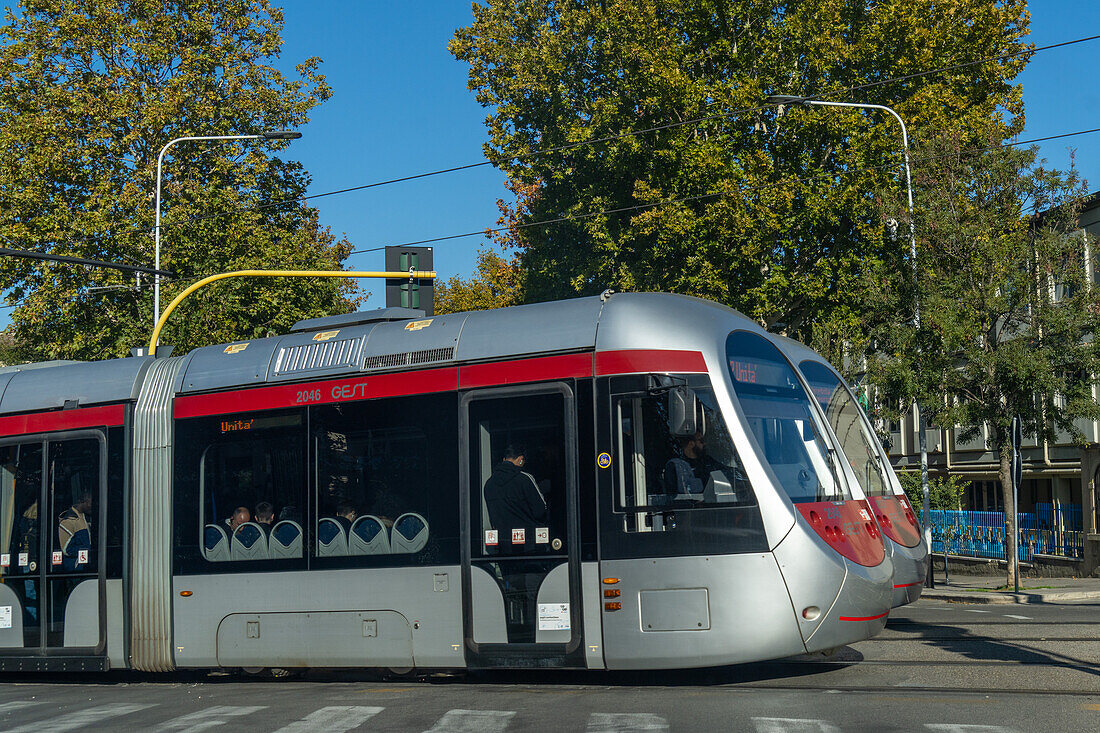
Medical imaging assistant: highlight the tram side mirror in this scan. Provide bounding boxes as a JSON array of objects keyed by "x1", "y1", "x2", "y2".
[{"x1": 667, "y1": 386, "x2": 698, "y2": 436}]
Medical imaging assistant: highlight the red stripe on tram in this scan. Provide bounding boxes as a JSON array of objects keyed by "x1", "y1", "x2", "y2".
[
  {"x1": 894, "y1": 582, "x2": 923, "y2": 589},
  {"x1": 595, "y1": 349, "x2": 708, "y2": 375},
  {"x1": 0, "y1": 403, "x2": 125, "y2": 437},
  {"x1": 839, "y1": 611, "x2": 890, "y2": 622},
  {"x1": 174, "y1": 366, "x2": 459, "y2": 419},
  {"x1": 459, "y1": 353, "x2": 593, "y2": 389}
]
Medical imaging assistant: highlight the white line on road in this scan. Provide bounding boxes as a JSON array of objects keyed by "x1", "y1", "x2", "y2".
[
  {"x1": 752, "y1": 718, "x2": 841, "y2": 733},
  {"x1": 588, "y1": 712, "x2": 669, "y2": 731},
  {"x1": 423, "y1": 709, "x2": 515, "y2": 733},
  {"x1": 0, "y1": 702, "x2": 43, "y2": 714},
  {"x1": 270, "y1": 706, "x2": 385, "y2": 733},
  {"x1": 925, "y1": 725, "x2": 1022, "y2": 732},
  {"x1": 152, "y1": 705, "x2": 266, "y2": 733},
  {"x1": 963, "y1": 610, "x2": 992, "y2": 614},
  {"x1": 3, "y1": 703, "x2": 155, "y2": 733},
  {"x1": 1001, "y1": 614, "x2": 1032, "y2": 620}
]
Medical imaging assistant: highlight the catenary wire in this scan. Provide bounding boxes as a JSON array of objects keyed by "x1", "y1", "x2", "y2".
[
  {"x1": 6, "y1": 30, "x2": 1097, "y2": 256},
  {"x1": 345, "y1": 126, "x2": 1100, "y2": 255}
]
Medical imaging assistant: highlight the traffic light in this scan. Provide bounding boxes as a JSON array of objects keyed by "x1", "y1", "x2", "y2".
[{"x1": 384, "y1": 246, "x2": 434, "y2": 316}]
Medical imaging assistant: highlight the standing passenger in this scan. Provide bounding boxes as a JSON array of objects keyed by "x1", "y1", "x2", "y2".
[
  {"x1": 483, "y1": 444, "x2": 547, "y2": 552},
  {"x1": 58, "y1": 491, "x2": 93, "y2": 571}
]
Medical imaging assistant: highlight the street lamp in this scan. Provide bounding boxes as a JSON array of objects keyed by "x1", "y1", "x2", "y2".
[
  {"x1": 765, "y1": 94, "x2": 933, "y2": 586},
  {"x1": 153, "y1": 130, "x2": 303, "y2": 323}
]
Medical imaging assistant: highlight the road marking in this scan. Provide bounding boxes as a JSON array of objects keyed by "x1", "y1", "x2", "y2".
[
  {"x1": 0, "y1": 702, "x2": 43, "y2": 714},
  {"x1": 752, "y1": 718, "x2": 841, "y2": 733},
  {"x1": 4, "y1": 703, "x2": 155, "y2": 733},
  {"x1": 928, "y1": 721, "x2": 1020, "y2": 726},
  {"x1": 271, "y1": 706, "x2": 385, "y2": 733},
  {"x1": 153, "y1": 705, "x2": 266, "y2": 732},
  {"x1": 1081, "y1": 704, "x2": 1100, "y2": 711},
  {"x1": 963, "y1": 609, "x2": 992, "y2": 614},
  {"x1": 588, "y1": 712, "x2": 669, "y2": 731},
  {"x1": 1001, "y1": 614, "x2": 1031, "y2": 620},
  {"x1": 424, "y1": 709, "x2": 515, "y2": 732}
]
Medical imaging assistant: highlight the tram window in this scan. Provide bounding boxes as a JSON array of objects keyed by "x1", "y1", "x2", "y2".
[
  {"x1": 799, "y1": 361, "x2": 890, "y2": 497},
  {"x1": 105, "y1": 427, "x2": 125, "y2": 578},
  {"x1": 613, "y1": 375, "x2": 754, "y2": 531},
  {"x1": 726, "y1": 331, "x2": 850, "y2": 503},
  {"x1": 48, "y1": 439, "x2": 100, "y2": 573},
  {"x1": 311, "y1": 393, "x2": 458, "y2": 564},
  {"x1": 174, "y1": 409, "x2": 307, "y2": 568}
]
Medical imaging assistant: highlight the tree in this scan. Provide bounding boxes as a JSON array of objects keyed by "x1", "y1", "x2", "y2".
[
  {"x1": 436, "y1": 247, "x2": 524, "y2": 315},
  {"x1": 868, "y1": 130, "x2": 1098, "y2": 585},
  {"x1": 0, "y1": 0, "x2": 355, "y2": 360},
  {"x1": 451, "y1": 0, "x2": 1029, "y2": 355},
  {"x1": 898, "y1": 472, "x2": 967, "y2": 512}
]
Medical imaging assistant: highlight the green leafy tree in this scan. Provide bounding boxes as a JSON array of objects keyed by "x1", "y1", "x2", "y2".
[
  {"x1": 0, "y1": 0, "x2": 355, "y2": 360},
  {"x1": 897, "y1": 472, "x2": 968, "y2": 512},
  {"x1": 451, "y1": 0, "x2": 1029, "y2": 354},
  {"x1": 868, "y1": 130, "x2": 1098, "y2": 585},
  {"x1": 436, "y1": 247, "x2": 524, "y2": 315}
]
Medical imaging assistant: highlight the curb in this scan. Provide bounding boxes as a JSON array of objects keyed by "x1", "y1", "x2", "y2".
[{"x1": 919, "y1": 589, "x2": 1100, "y2": 605}]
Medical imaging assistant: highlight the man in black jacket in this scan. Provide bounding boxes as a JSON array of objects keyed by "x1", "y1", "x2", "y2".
[{"x1": 483, "y1": 444, "x2": 548, "y2": 553}]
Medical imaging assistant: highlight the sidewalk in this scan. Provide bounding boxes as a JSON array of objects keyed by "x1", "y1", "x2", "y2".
[{"x1": 919, "y1": 573, "x2": 1100, "y2": 604}]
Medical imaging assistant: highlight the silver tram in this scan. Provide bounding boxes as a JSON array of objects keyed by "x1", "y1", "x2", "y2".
[{"x1": 0, "y1": 292, "x2": 921, "y2": 673}]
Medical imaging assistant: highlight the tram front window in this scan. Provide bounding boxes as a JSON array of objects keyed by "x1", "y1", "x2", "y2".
[
  {"x1": 726, "y1": 331, "x2": 849, "y2": 503},
  {"x1": 799, "y1": 360, "x2": 890, "y2": 497},
  {"x1": 614, "y1": 375, "x2": 753, "y2": 531}
]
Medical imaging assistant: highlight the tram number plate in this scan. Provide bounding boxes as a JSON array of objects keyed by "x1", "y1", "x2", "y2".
[{"x1": 295, "y1": 389, "x2": 322, "y2": 404}]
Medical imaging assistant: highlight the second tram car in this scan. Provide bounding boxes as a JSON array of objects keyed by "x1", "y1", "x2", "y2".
[
  {"x1": 774, "y1": 337, "x2": 928, "y2": 607},
  {"x1": 0, "y1": 292, "x2": 914, "y2": 673}
]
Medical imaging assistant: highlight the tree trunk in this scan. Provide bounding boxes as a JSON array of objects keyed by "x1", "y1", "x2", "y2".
[{"x1": 999, "y1": 445, "x2": 1016, "y2": 588}]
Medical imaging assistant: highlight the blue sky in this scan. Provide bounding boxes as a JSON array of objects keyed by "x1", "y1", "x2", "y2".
[
  {"x1": 2, "y1": 1, "x2": 1099, "y2": 325},
  {"x1": 278, "y1": 0, "x2": 1100, "y2": 309}
]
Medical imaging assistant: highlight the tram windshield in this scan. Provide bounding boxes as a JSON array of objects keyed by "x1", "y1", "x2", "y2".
[
  {"x1": 799, "y1": 360, "x2": 890, "y2": 497},
  {"x1": 726, "y1": 331, "x2": 850, "y2": 503}
]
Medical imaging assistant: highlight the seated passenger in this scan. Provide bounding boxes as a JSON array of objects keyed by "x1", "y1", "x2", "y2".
[
  {"x1": 278, "y1": 505, "x2": 302, "y2": 524},
  {"x1": 226, "y1": 506, "x2": 250, "y2": 532},
  {"x1": 334, "y1": 501, "x2": 357, "y2": 532},
  {"x1": 254, "y1": 501, "x2": 275, "y2": 534},
  {"x1": 58, "y1": 491, "x2": 93, "y2": 571}
]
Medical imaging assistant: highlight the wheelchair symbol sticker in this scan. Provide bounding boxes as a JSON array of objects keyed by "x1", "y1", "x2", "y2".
[{"x1": 597, "y1": 452, "x2": 612, "y2": 469}]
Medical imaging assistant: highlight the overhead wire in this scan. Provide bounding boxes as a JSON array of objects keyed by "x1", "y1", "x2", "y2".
[{"x1": 5, "y1": 30, "x2": 1097, "y2": 255}]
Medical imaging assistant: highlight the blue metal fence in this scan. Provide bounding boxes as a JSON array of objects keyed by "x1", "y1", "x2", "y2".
[{"x1": 930, "y1": 504, "x2": 1083, "y2": 561}]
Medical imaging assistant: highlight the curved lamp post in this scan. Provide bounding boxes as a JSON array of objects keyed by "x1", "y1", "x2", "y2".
[
  {"x1": 153, "y1": 130, "x2": 303, "y2": 324},
  {"x1": 765, "y1": 94, "x2": 933, "y2": 586}
]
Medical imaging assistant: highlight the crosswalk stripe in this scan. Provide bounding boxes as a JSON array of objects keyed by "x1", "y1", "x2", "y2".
[
  {"x1": 4, "y1": 703, "x2": 155, "y2": 733},
  {"x1": 152, "y1": 705, "x2": 267, "y2": 732},
  {"x1": 752, "y1": 718, "x2": 841, "y2": 733},
  {"x1": 0, "y1": 702, "x2": 43, "y2": 714},
  {"x1": 588, "y1": 712, "x2": 669, "y2": 731},
  {"x1": 270, "y1": 706, "x2": 385, "y2": 733},
  {"x1": 423, "y1": 709, "x2": 515, "y2": 733},
  {"x1": 1002, "y1": 614, "x2": 1031, "y2": 620},
  {"x1": 928, "y1": 721, "x2": 1020, "y2": 726}
]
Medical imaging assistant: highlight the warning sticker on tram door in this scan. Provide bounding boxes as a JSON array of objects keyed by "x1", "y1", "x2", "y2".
[
  {"x1": 51, "y1": 551, "x2": 62, "y2": 566},
  {"x1": 535, "y1": 528, "x2": 549, "y2": 544},
  {"x1": 0, "y1": 606, "x2": 11, "y2": 629},
  {"x1": 485, "y1": 529, "x2": 498, "y2": 546},
  {"x1": 18, "y1": 553, "x2": 28, "y2": 567},
  {"x1": 0, "y1": 554, "x2": 9, "y2": 568},
  {"x1": 538, "y1": 603, "x2": 570, "y2": 631},
  {"x1": 511, "y1": 528, "x2": 525, "y2": 545},
  {"x1": 78, "y1": 549, "x2": 89, "y2": 565}
]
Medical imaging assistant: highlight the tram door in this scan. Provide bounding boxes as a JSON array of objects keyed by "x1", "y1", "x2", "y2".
[
  {"x1": 461, "y1": 385, "x2": 584, "y2": 667},
  {"x1": 0, "y1": 435, "x2": 104, "y2": 656}
]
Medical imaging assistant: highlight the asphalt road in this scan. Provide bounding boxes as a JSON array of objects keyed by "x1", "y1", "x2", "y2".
[{"x1": 0, "y1": 599, "x2": 1097, "y2": 732}]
